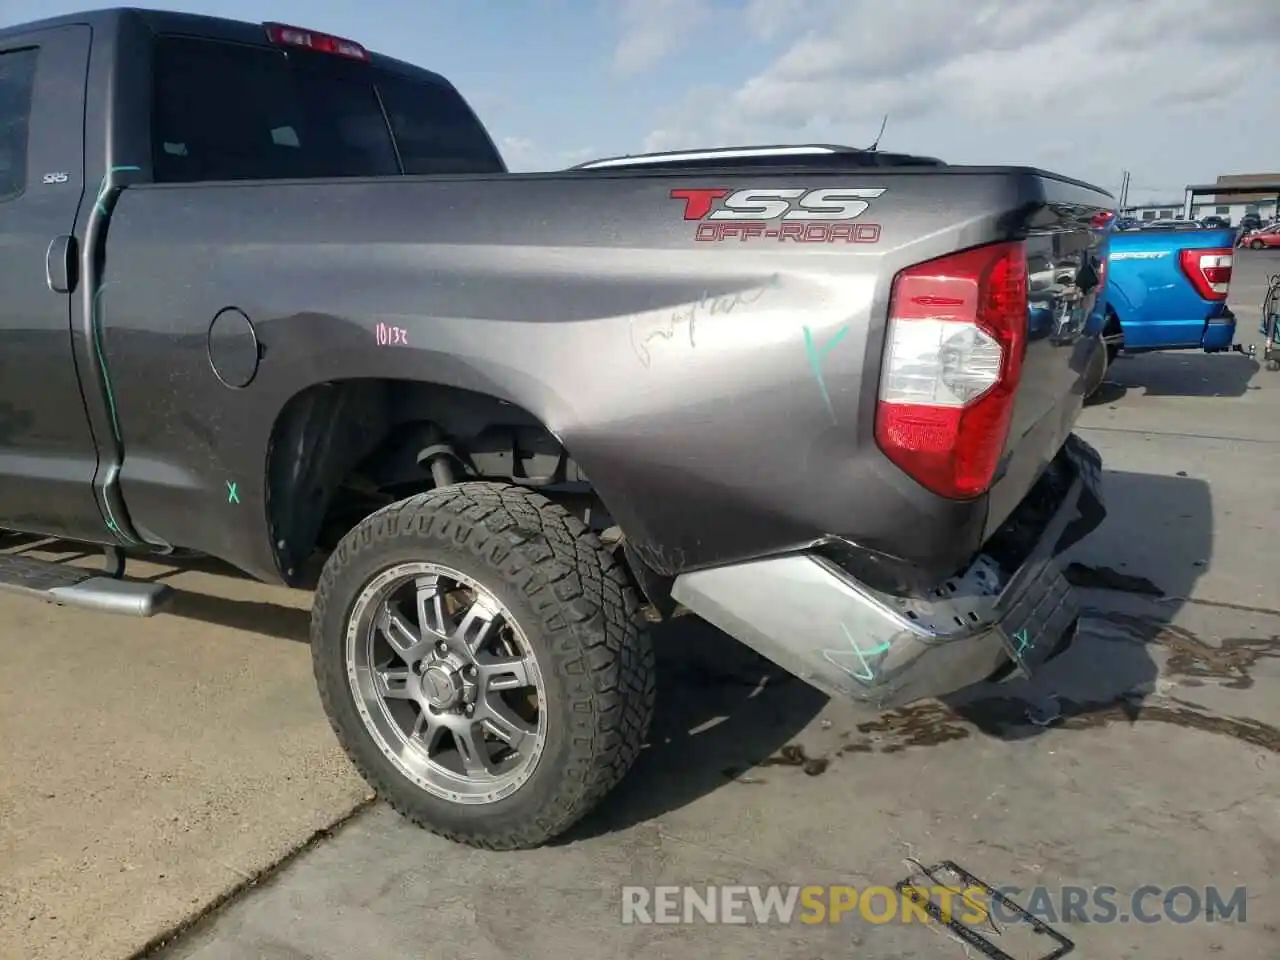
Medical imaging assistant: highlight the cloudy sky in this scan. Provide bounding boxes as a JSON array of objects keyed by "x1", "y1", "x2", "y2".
[{"x1": 7, "y1": 0, "x2": 1277, "y2": 204}]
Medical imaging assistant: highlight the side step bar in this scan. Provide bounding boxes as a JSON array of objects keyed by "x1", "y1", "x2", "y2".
[{"x1": 0, "y1": 552, "x2": 171, "y2": 617}]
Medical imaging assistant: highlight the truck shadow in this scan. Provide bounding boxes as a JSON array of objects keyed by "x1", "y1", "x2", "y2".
[
  {"x1": 1089, "y1": 351, "x2": 1260, "y2": 403},
  {"x1": 136, "y1": 550, "x2": 826, "y2": 829},
  {"x1": 564, "y1": 469, "x2": 1213, "y2": 840},
  {"x1": 555, "y1": 616, "x2": 826, "y2": 843},
  {"x1": 143, "y1": 553, "x2": 322, "y2": 643},
  {"x1": 935, "y1": 468, "x2": 1212, "y2": 746},
  {"x1": 160, "y1": 588, "x2": 312, "y2": 643},
  {"x1": 3, "y1": 471, "x2": 1222, "y2": 838},
  {"x1": 0, "y1": 536, "x2": 316, "y2": 643}
]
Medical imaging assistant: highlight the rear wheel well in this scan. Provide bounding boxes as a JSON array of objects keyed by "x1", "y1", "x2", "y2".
[{"x1": 264, "y1": 379, "x2": 671, "y2": 606}]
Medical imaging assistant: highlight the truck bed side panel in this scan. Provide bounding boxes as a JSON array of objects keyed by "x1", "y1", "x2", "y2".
[{"x1": 98, "y1": 170, "x2": 1105, "y2": 582}]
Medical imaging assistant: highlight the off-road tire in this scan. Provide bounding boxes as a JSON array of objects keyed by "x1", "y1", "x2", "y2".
[{"x1": 311, "y1": 481, "x2": 656, "y2": 850}]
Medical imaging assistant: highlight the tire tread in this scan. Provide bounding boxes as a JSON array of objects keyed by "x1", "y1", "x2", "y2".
[{"x1": 310, "y1": 482, "x2": 656, "y2": 850}]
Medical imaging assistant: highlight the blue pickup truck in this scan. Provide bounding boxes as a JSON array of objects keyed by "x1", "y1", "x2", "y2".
[{"x1": 1100, "y1": 224, "x2": 1238, "y2": 362}]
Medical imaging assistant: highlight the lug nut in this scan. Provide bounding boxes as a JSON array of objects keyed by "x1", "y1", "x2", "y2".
[
  {"x1": 464, "y1": 704, "x2": 475, "y2": 717},
  {"x1": 436, "y1": 641, "x2": 449, "y2": 655}
]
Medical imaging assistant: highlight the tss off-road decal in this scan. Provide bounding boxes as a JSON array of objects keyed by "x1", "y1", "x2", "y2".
[{"x1": 670, "y1": 187, "x2": 885, "y2": 244}]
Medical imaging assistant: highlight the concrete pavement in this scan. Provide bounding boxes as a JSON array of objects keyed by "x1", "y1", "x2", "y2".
[
  {"x1": 152, "y1": 589, "x2": 1280, "y2": 960},
  {"x1": 0, "y1": 549, "x2": 370, "y2": 960}
]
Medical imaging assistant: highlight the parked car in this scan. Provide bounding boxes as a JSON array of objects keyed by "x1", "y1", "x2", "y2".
[
  {"x1": 1100, "y1": 224, "x2": 1239, "y2": 362},
  {"x1": 1141, "y1": 218, "x2": 1201, "y2": 230},
  {"x1": 1239, "y1": 212, "x2": 1264, "y2": 233},
  {"x1": 1199, "y1": 215, "x2": 1230, "y2": 229},
  {"x1": 1243, "y1": 225, "x2": 1280, "y2": 249},
  {"x1": 0, "y1": 7, "x2": 1110, "y2": 849}
]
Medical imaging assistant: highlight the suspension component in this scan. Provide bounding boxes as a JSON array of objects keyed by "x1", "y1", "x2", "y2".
[{"x1": 416, "y1": 426, "x2": 460, "y2": 488}]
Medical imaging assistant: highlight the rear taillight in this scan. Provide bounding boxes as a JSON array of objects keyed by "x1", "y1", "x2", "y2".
[
  {"x1": 874, "y1": 241, "x2": 1028, "y2": 500},
  {"x1": 1178, "y1": 247, "x2": 1232, "y2": 301}
]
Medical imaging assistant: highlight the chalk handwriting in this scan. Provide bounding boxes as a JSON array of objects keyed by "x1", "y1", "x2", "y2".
[
  {"x1": 375, "y1": 322, "x2": 409, "y2": 346},
  {"x1": 226, "y1": 481, "x2": 240, "y2": 504},
  {"x1": 630, "y1": 310, "x2": 691, "y2": 369},
  {"x1": 629, "y1": 276, "x2": 780, "y2": 367},
  {"x1": 1012, "y1": 628, "x2": 1033, "y2": 658},
  {"x1": 803, "y1": 323, "x2": 849, "y2": 423}
]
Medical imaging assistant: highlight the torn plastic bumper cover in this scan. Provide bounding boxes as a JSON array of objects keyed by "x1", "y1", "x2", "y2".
[{"x1": 670, "y1": 434, "x2": 1106, "y2": 710}]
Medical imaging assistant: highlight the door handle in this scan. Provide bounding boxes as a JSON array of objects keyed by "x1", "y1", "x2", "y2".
[{"x1": 46, "y1": 234, "x2": 78, "y2": 293}]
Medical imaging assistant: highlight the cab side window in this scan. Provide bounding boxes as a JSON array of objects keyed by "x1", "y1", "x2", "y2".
[
  {"x1": 374, "y1": 75, "x2": 504, "y2": 175},
  {"x1": 0, "y1": 47, "x2": 39, "y2": 200}
]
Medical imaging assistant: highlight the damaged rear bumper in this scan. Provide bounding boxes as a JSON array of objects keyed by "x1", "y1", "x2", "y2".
[{"x1": 670, "y1": 435, "x2": 1106, "y2": 712}]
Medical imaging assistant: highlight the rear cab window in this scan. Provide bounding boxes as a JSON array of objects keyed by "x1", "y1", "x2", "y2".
[
  {"x1": 0, "y1": 46, "x2": 39, "y2": 199},
  {"x1": 149, "y1": 35, "x2": 504, "y2": 183}
]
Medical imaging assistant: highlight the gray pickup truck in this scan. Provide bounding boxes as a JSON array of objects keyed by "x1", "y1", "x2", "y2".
[{"x1": 0, "y1": 8, "x2": 1108, "y2": 849}]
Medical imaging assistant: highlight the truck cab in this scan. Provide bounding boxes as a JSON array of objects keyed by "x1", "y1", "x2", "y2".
[{"x1": 0, "y1": 9, "x2": 506, "y2": 562}]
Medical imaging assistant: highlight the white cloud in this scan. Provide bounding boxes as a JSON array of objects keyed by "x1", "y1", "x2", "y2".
[
  {"x1": 640, "y1": 0, "x2": 1280, "y2": 200},
  {"x1": 500, "y1": 136, "x2": 539, "y2": 169},
  {"x1": 498, "y1": 137, "x2": 600, "y2": 172},
  {"x1": 643, "y1": 84, "x2": 734, "y2": 153},
  {"x1": 611, "y1": 0, "x2": 711, "y2": 75},
  {"x1": 502, "y1": 136, "x2": 536, "y2": 153},
  {"x1": 743, "y1": 0, "x2": 819, "y2": 40},
  {"x1": 557, "y1": 146, "x2": 601, "y2": 167}
]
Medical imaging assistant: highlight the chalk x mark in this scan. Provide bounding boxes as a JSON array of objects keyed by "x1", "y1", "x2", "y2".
[
  {"x1": 822, "y1": 622, "x2": 891, "y2": 683},
  {"x1": 226, "y1": 481, "x2": 240, "y2": 504},
  {"x1": 1012, "y1": 628, "x2": 1032, "y2": 656},
  {"x1": 803, "y1": 324, "x2": 849, "y2": 423}
]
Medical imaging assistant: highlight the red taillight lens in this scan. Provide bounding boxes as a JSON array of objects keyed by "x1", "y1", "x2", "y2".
[
  {"x1": 1177, "y1": 247, "x2": 1232, "y2": 301},
  {"x1": 264, "y1": 22, "x2": 369, "y2": 60},
  {"x1": 1091, "y1": 210, "x2": 1115, "y2": 229},
  {"x1": 874, "y1": 241, "x2": 1028, "y2": 500}
]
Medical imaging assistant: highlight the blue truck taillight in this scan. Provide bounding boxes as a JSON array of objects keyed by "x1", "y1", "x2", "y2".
[{"x1": 1177, "y1": 247, "x2": 1233, "y2": 301}]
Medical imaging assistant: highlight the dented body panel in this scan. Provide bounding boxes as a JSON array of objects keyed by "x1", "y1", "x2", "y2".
[{"x1": 97, "y1": 168, "x2": 1109, "y2": 584}]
